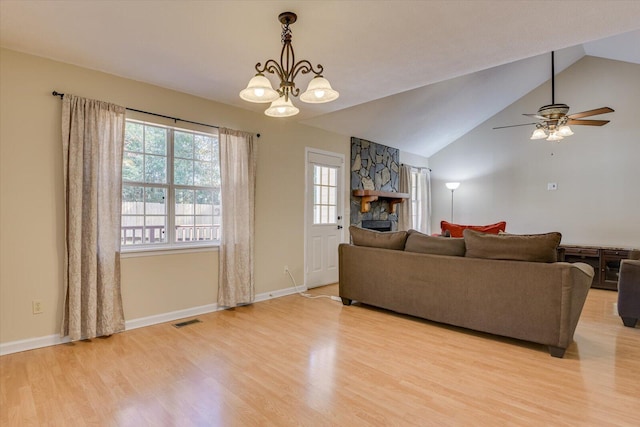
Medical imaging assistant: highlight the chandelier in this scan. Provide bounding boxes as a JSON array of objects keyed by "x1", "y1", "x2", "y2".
[{"x1": 239, "y1": 12, "x2": 339, "y2": 117}]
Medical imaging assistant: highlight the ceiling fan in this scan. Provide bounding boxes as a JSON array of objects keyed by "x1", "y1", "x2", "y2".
[{"x1": 494, "y1": 51, "x2": 614, "y2": 141}]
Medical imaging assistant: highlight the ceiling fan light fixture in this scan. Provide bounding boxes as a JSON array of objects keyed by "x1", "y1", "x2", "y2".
[
  {"x1": 239, "y1": 74, "x2": 279, "y2": 103},
  {"x1": 496, "y1": 51, "x2": 613, "y2": 141},
  {"x1": 265, "y1": 96, "x2": 299, "y2": 117},
  {"x1": 530, "y1": 128, "x2": 547, "y2": 140},
  {"x1": 558, "y1": 125, "x2": 574, "y2": 136}
]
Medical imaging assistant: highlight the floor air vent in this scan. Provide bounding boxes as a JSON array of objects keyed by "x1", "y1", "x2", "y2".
[{"x1": 173, "y1": 318, "x2": 202, "y2": 328}]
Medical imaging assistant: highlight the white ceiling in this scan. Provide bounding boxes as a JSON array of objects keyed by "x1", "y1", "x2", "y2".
[{"x1": 2, "y1": 1, "x2": 640, "y2": 157}]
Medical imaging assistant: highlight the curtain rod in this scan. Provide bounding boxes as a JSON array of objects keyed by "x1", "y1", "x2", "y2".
[
  {"x1": 401, "y1": 163, "x2": 431, "y2": 172},
  {"x1": 52, "y1": 91, "x2": 261, "y2": 138}
]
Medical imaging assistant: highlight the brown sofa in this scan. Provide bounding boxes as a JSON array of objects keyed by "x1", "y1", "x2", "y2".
[
  {"x1": 339, "y1": 227, "x2": 595, "y2": 357},
  {"x1": 618, "y1": 250, "x2": 640, "y2": 327}
]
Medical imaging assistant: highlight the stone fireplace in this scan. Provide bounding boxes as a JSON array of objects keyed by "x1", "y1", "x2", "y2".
[{"x1": 350, "y1": 137, "x2": 401, "y2": 230}]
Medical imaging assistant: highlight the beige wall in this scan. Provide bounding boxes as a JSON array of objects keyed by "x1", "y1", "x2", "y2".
[
  {"x1": 429, "y1": 56, "x2": 640, "y2": 248},
  {"x1": 0, "y1": 48, "x2": 350, "y2": 344}
]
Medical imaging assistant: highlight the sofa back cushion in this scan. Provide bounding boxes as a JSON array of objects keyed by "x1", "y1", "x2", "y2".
[
  {"x1": 349, "y1": 226, "x2": 408, "y2": 250},
  {"x1": 441, "y1": 220, "x2": 506, "y2": 238},
  {"x1": 464, "y1": 229, "x2": 562, "y2": 263},
  {"x1": 404, "y1": 230, "x2": 466, "y2": 256}
]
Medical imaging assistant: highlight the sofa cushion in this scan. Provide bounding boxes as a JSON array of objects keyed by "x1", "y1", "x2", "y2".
[
  {"x1": 349, "y1": 226, "x2": 408, "y2": 250},
  {"x1": 404, "y1": 230, "x2": 465, "y2": 256},
  {"x1": 441, "y1": 220, "x2": 506, "y2": 238},
  {"x1": 464, "y1": 229, "x2": 562, "y2": 263}
]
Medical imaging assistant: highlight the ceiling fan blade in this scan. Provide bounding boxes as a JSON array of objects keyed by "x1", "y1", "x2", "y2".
[
  {"x1": 523, "y1": 113, "x2": 547, "y2": 120},
  {"x1": 493, "y1": 123, "x2": 536, "y2": 130},
  {"x1": 567, "y1": 107, "x2": 614, "y2": 119},
  {"x1": 566, "y1": 119, "x2": 610, "y2": 126}
]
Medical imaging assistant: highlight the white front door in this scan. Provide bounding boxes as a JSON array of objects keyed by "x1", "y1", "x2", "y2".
[{"x1": 305, "y1": 149, "x2": 345, "y2": 288}]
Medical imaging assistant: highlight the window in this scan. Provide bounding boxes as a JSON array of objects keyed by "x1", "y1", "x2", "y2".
[
  {"x1": 121, "y1": 120, "x2": 220, "y2": 248},
  {"x1": 313, "y1": 165, "x2": 338, "y2": 224}
]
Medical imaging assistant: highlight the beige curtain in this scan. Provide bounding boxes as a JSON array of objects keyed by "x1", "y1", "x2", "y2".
[
  {"x1": 397, "y1": 164, "x2": 411, "y2": 231},
  {"x1": 61, "y1": 94, "x2": 126, "y2": 341},
  {"x1": 218, "y1": 128, "x2": 257, "y2": 307},
  {"x1": 419, "y1": 168, "x2": 432, "y2": 234}
]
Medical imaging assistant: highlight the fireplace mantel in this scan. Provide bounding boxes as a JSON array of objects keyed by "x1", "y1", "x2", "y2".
[{"x1": 352, "y1": 189, "x2": 410, "y2": 213}]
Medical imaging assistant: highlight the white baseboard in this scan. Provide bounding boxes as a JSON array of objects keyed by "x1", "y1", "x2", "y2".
[
  {"x1": 0, "y1": 285, "x2": 302, "y2": 356},
  {"x1": 0, "y1": 334, "x2": 71, "y2": 356},
  {"x1": 124, "y1": 303, "x2": 220, "y2": 331},
  {"x1": 254, "y1": 284, "x2": 305, "y2": 302}
]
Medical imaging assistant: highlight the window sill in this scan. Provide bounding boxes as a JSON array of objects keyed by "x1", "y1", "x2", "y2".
[{"x1": 120, "y1": 244, "x2": 219, "y2": 258}]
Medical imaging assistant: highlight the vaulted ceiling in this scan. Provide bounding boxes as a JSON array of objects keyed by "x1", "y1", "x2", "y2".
[{"x1": 2, "y1": 1, "x2": 639, "y2": 157}]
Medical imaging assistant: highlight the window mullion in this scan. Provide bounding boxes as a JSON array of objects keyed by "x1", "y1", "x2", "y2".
[{"x1": 167, "y1": 128, "x2": 175, "y2": 245}]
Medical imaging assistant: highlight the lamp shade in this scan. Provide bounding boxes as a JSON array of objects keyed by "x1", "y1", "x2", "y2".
[
  {"x1": 558, "y1": 125, "x2": 574, "y2": 136},
  {"x1": 265, "y1": 96, "x2": 299, "y2": 117},
  {"x1": 530, "y1": 128, "x2": 547, "y2": 140},
  {"x1": 445, "y1": 182, "x2": 460, "y2": 190},
  {"x1": 546, "y1": 131, "x2": 564, "y2": 142},
  {"x1": 300, "y1": 76, "x2": 339, "y2": 103},
  {"x1": 239, "y1": 74, "x2": 279, "y2": 103}
]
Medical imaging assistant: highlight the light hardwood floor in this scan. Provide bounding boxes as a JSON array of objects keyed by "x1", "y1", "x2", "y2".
[{"x1": 1, "y1": 285, "x2": 639, "y2": 426}]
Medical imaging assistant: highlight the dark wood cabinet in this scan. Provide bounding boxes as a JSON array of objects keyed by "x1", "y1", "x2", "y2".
[{"x1": 558, "y1": 245, "x2": 631, "y2": 290}]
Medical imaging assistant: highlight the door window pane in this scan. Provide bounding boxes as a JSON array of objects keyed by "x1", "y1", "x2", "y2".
[{"x1": 313, "y1": 165, "x2": 338, "y2": 225}]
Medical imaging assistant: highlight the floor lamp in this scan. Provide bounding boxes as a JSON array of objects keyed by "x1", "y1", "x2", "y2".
[{"x1": 445, "y1": 182, "x2": 460, "y2": 222}]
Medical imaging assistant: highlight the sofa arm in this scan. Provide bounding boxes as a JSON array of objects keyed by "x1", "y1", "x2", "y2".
[{"x1": 618, "y1": 259, "x2": 640, "y2": 327}]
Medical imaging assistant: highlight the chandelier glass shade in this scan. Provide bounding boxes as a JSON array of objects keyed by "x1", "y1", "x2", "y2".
[
  {"x1": 300, "y1": 76, "x2": 339, "y2": 103},
  {"x1": 265, "y1": 96, "x2": 300, "y2": 118},
  {"x1": 239, "y1": 74, "x2": 279, "y2": 103},
  {"x1": 240, "y1": 12, "x2": 339, "y2": 117}
]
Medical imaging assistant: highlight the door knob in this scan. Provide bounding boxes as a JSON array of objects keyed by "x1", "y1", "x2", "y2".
[{"x1": 337, "y1": 225, "x2": 343, "y2": 229}]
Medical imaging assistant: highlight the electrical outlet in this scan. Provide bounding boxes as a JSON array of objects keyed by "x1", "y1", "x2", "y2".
[
  {"x1": 547, "y1": 182, "x2": 558, "y2": 191},
  {"x1": 284, "y1": 265, "x2": 288, "y2": 274},
  {"x1": 32, "y1": 300, "x2": 43, "y2": 314}
]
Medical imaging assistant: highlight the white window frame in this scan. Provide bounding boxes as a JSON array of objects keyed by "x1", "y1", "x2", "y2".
[{"x1": 121, "y1": 119, "x2": 220, "y2": 253}]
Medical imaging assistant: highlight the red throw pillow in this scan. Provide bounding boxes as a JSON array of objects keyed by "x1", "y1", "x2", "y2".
[{"x1": 440, "y1": 220, "x2": 506, "y2": 238}]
